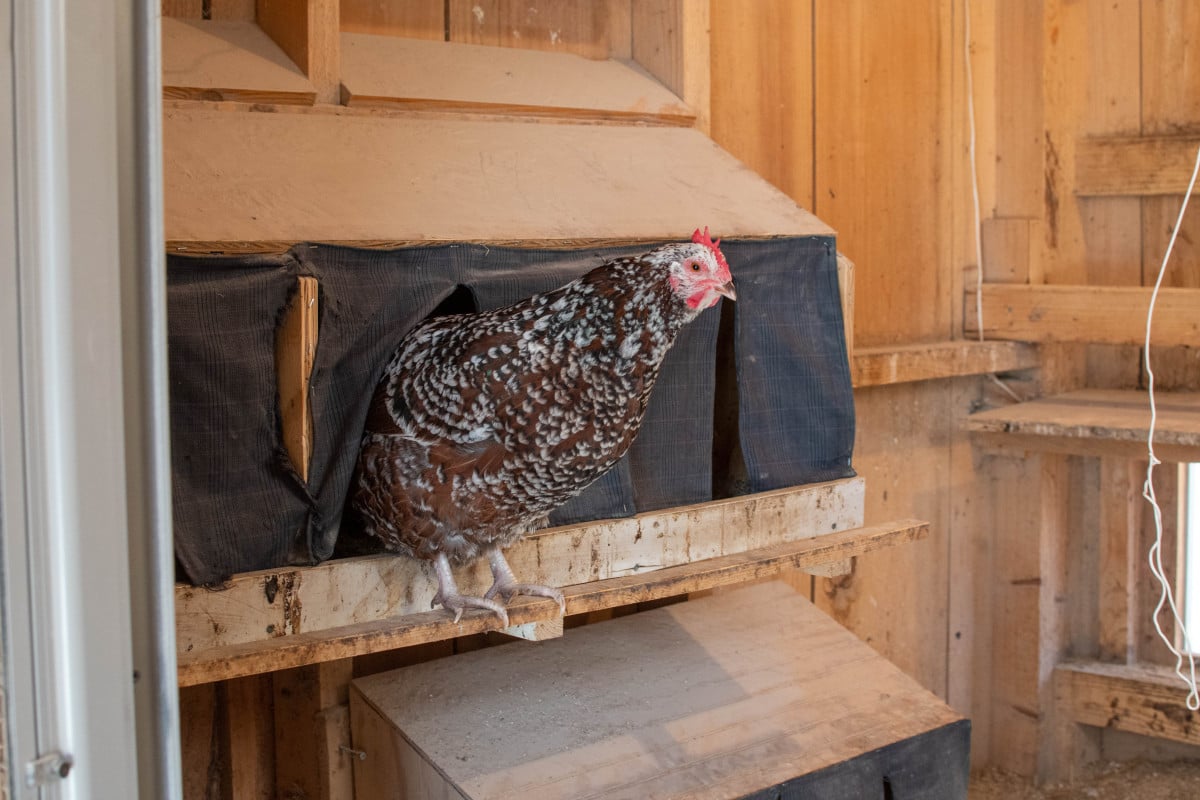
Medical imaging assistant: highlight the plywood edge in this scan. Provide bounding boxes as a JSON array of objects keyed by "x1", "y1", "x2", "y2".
[
  {"x1": 161, "y1": 17, "x2": 317, "y2": 105},
  {"x1": 851, "y1": 340, "x2": 1039, "y2": 388},
  {"x1": 965, "y1": 284, "x2": 1200, "y2": 346},
  {"x1": 1075, "y1": 134, "x2": 1200, "y2": 197},
  {"x1": 1057, "y1": 660, "x2": 1200, "y2": 746},
  {"x1": 340, "y1": 33, "x2": 694, "y2": 126},
  {"x1": 176, "y1": 517, "x2": 926, "y2": 685}
]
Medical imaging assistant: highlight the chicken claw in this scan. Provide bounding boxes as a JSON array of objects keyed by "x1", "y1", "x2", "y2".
[
  {"x1": 483, "y1": 546, "x2": 566, "y2": 614},
  {"x1": 432, "y1": 552, "x2": 510, "y2": 626}
]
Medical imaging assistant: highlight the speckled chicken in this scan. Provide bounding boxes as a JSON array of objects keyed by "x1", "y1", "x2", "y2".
[{"x1": 351, "y1": 229, "x2": 735, "y2": 626}]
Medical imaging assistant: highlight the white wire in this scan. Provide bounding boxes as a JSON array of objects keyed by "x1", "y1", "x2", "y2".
[
  {"x1": 1143, "y1": 142, "x2": 1200, "y2": 711},
  {"x1": 964, "y1": 0, "x2": 984, "y2": 344}
]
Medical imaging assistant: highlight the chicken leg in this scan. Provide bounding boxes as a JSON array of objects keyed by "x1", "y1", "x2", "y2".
[
  {"x1": 483, "y1": 546, "x2": 566, "y2": 614},
  {"x1": 432, "y1": 552, "x2": 510, "y2": 626}
]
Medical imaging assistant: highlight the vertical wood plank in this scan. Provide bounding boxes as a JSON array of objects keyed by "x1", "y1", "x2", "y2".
[
  {"x1": 1098, "y1": 458, "x2": 1141, "y2": 662},
  {"x1": 631, "y1": 0, "x2": 709, "y2": 132},
  {"x1": 180, "y1": 683, "x2": 222, "y2": 800},
  {"x1": 815, "y1": 0, "x2": 953, "y2": 346},
  {"x1": 276, "y1": 276, "x2": 319, "y2": 482},
  {"x1": 257, "y1": 0, "x2": 341, "y2": 103},
  {"x1": 211, "y1": 0, "x2": 257, "y2": 20},
  {"x1": 448, "y1": 0, "x2": 614, "y2": 59},
  {"x1": 1137, "y1": 463, "x2": 1184, "y2": 666},
  {"x1": 710, "y1": 0, "x2": 814, "y2": 209},
  {"x1": 274, "y1": 659, "x2": 355, "y2": 799},
  {"x1": 994, "y1": 0, "x2": 1044, "y2": 218},
  {"x1": 341, "y1": 0, "x2": 445, "y2": 38},
  {"x1": 1140, "y1": 0, "x2": 1200, "y2": 390},
  {"x1": 226, "y1": 675, "x2": 276, "y2": 800}
]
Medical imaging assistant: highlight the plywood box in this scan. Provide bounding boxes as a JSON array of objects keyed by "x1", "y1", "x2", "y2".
[{"x1": 349, "y1": 582, "x2": 970, "y2": 799}]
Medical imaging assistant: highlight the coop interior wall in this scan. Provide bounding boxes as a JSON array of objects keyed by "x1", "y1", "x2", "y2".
[{"x1": 163, "y1": 0, "x2": 1200, "y2": 795}]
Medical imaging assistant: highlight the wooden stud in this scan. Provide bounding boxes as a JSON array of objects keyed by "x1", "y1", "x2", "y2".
[
  {"x1": 256, "y1": 0, "x2": 341, "y2": 104},
  {"x1": 836, "y1": 253, "x2": 854, "y2": 361},
  {"x1": 1097, "y1": 458, "x2": 1141, "y2": 663},
  {"x1": 226, "y1": 674, "x2": 276, "y2": 799},
  {"x1": 274, "y1": 658, "x2": 355, "y2": 800},
  {"x1": 275, "y1": 276, "x2": 318, "y2": 482}
]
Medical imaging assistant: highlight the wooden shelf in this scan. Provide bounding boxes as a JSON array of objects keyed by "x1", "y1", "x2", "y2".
[
  {"x1": 965, "y1": 283, "x2": 1200, "y2": 346},
  {"x1": 178, "y1": 516, "x2": 927, "y2": 686},
  {"x1": 340, "y1": 34, "x2": 693, "y2": 124},
  {"x1": 966, "y1": 389, "x2": 1200, "y2": 461},
  {"x1": 1057, "y1": 661, "x2": 1200, "y2": 747},
  {"x1": 851, "y1": 340, "x2": 1039, "y2": 388},
  {"x1": 162, "y1": 17, "x2": 316, "y2": 105},
  {"x1": 163, "y1": 105, "x2": 831, "y2": 252},
  {"x1": 1076, "y1": 134, "x2": 1200, "y2": 197}
]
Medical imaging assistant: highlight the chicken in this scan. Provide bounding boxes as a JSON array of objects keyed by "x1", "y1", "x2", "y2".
[{"x1": 351, "y1": 229, "x2": 735, "y2": 626}]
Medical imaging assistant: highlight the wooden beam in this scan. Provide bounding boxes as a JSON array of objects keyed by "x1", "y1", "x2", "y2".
[
  {"x1": 177, "y1": 518, "x2": 927, "y2": 685},
  {"x1": 1097, "y1": 458, "x2": 1140, "y2": 663},
  {"x1": 1057, "y1": 661, "x2": 1200, "y2": 746},
  {"x1": 339, "y1": 34, "x2": 693, "y2": 124},
  {"x1": 965, "y1": 284, "x2": 1200, "y2": 346},
  {"x1": 966, "y1": 389, "x2": 1200, "y2": 463},
  {"x1": 1076, "y1": 135, "x2": 1200, "y2": 197},
  {"x1": 851, "y1": 340, "x2": 1039, "y2": 388},
  {"x1": 275, "y1": 276, "x2": 318, "y2": 481},
  {"x1": 274, "y1": 659, "x2": 355, "y2": 800}
]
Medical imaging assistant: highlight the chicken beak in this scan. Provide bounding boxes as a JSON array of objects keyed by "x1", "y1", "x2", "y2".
[{"x1": 716, "y1": 281, "x2": 737, "y2": 301}]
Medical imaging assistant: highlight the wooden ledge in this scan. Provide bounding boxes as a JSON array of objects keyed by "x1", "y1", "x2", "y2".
[
  {"x1": 966, "y1": 389, "x2": 1200, "y2": 461},
  {"x1": 851, "y1": 340, "x2": 1038, "y2": 388},
  {"x1": 177, "y1": 518, "x2": 927, "y2": 686},
  {"x1": 1057, "y1": 661, "x2": 1200, "y2": 746}
]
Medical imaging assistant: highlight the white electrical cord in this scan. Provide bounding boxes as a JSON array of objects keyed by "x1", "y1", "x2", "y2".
[{"x1": 1143, "y1": 142, "x2": 1200, "y2": 711}]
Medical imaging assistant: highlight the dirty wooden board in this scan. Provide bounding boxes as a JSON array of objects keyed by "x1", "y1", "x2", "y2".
[
  {"x1": 1075, "y1": 135, "x2": 1200, "y2": 197},
  {"x1": 1057, "y1": 660, "x2": 1200, "y2": 747},
  {"x1": 340, "y1": 34, "x2": 691, "y2": 124},
  {"x1": 176, "y1": 478, "x2": 864, "y2": 656},
  {"x1": 350, "y1": 581, "x2": 965, "y2": 800},
  {"x1": 176, "y1": 518, "x2": 928, "y2": 686},
  {"x1": 161, "y1": 18, "x2": 316, "y2": 104},
  {"x1": 966, "y1": 389, "x2": 1200, "y2": 461},
  {"x1": 163, "y1": 106, "x2": 830, "y2": 249}
]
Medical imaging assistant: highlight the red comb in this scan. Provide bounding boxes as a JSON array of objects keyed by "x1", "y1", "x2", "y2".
[{"x1": 692, "y1": 226, "x2": 730, "y2": 274}]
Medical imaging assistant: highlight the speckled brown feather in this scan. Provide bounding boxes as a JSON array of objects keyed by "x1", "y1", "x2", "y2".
[{"x1": 351, "y1": 242, "x2": 728, "y2": 565}]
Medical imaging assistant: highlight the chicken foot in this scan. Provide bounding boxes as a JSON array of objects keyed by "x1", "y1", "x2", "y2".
[
  {"x1": 483, "y1": 546, "x2": 566, "y2": 614},
  {"x1": 432, "y1": 551, "x2": 511, "y2": 626}
]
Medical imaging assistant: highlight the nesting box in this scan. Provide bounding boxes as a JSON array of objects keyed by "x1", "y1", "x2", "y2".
[{"x1": 349, "y1": 583, "x2": 970, "y2": 799}]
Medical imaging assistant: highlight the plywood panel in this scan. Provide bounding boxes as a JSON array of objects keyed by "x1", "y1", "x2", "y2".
[
  {"x1": 161, "y1": 18, "x2": 316, "y2": 105},
  {"x1": 163, "y1": 106, "x2": 832, "y2": 249},
  {"x1": 447, "y1": 0, "x2": 612, "y2": 59},
  {"x1": 339, "y1": 33, "x2": 691, "y2": 122},
  {"x1": 814, "y1": 0, "x2": 953, "y2": 345},
  {"x1": 341, "y1": 0, "x2": 444, "y2": 38},
  {"x1": 710, "y1": 0, "x2": 814, "y2": 209}
]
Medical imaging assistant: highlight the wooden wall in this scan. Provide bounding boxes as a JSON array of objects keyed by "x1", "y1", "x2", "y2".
[{"x1": 712, "y1": 0, "x2": 1200, "y2": 775}]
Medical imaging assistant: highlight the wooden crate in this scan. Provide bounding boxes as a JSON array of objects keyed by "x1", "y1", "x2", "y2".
[{"x1": 349, "y1": 582, "x2": 970, "y2": 800}]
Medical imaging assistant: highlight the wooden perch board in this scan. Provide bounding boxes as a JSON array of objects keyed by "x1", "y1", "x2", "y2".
[
  {"x1": 965, "y1": 283, "x2": 1200, "y2": 346},
  {"x1": 177, "y1": 477, "x2": 862, "y2": 655},
  {"x1": 162, "y1": 105, "x2": 831, "y2": 251},
  {"x1": 340, "y1": 34, "x2": 692, "y2": 124},
  {"x1": 1057, "y1": 661, "x2": 1200, "y2": 746},
  {"x1": 1075, "y1": 135, "x2": 1200, "y2": 196},
  {"x1": 851, "y1": 340, "x2": 1039, "y2": 388},
  {"x1": 350, "y1": 581, "x2": 965, "y2": 800},
  {"x1": 966, "y1": 389, "x2": 1200, "y2": 462},
  {"x1": 178, "y1": 517, "x2": 927, "y2": 686},
  {"x1": 161, "y1": 18, "x2": 316, "y2": 104}
]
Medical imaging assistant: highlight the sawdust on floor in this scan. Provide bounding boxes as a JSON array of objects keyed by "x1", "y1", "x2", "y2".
[{"x1": 970, "y1": 760, "x2": 1200, "y2": 800}]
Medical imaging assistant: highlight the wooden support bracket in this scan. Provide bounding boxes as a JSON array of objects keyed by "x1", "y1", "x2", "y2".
[{"x1": 1056, "y1": 660, "x2": 1200, "y2": 747}]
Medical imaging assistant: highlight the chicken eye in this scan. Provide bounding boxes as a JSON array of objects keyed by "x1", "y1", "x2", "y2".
[{"x1": 689, "y1": 261, "x2": 701, "y2": 272}]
